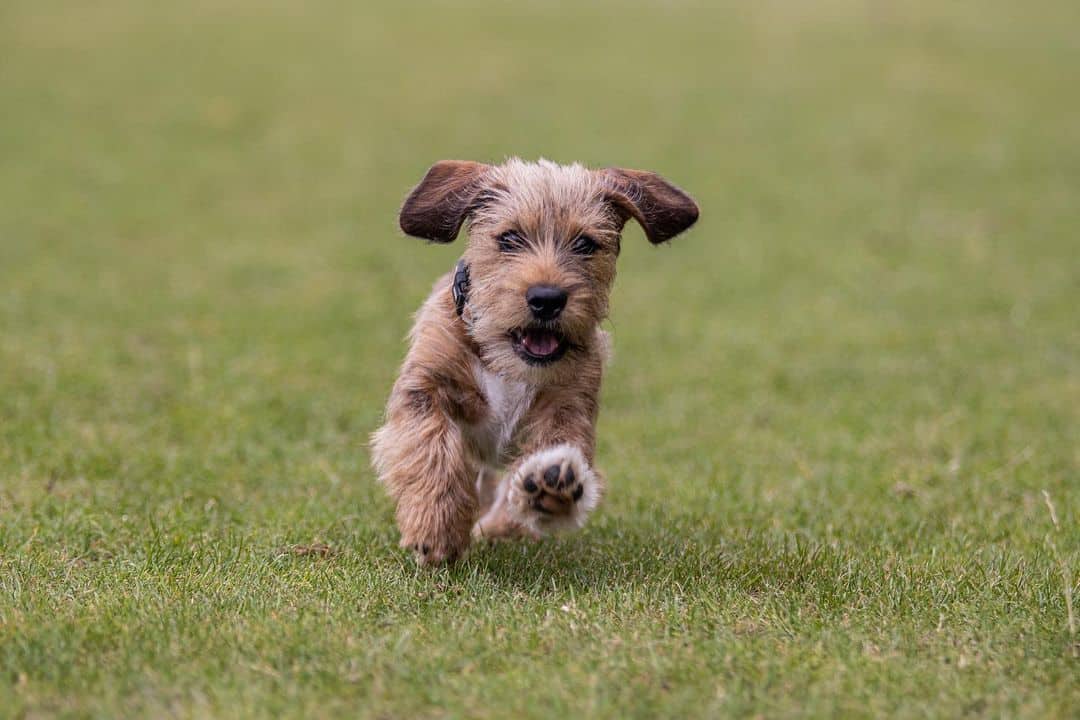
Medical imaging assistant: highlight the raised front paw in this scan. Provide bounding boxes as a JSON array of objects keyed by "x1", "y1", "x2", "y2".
[{"x1": 507, "y1": 445, "x2": 602, "y2": 532}]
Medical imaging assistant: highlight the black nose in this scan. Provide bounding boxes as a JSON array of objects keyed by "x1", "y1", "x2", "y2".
[{"x1": 526, "y1": 285, "x2": 568, "y2": 320}]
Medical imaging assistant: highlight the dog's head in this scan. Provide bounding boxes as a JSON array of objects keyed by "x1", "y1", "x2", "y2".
[{"x1": 399, "y1": 158, "x2": 699, "y2": 382}]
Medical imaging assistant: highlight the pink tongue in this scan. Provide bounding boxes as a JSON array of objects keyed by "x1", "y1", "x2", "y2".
[{"x1": 523, "y1": 330, "x2": 559, "y2": 356}]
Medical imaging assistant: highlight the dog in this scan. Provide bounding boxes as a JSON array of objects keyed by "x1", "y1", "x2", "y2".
[{"x1": 372, "y1": 159, "x2": 699, "y2": 565}]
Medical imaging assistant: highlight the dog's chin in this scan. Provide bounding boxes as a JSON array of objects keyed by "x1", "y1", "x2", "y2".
[{"x1": 508, "y1": 326, "x2": 569, "y2": 366}]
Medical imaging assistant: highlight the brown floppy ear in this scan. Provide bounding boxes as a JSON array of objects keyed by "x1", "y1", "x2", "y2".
[
  {"x1": 399, "y1": 160, "x2": 491, "y2": 243},
  {"x1": 601, "y1": 168, "x2": 700, "y2": 244}
]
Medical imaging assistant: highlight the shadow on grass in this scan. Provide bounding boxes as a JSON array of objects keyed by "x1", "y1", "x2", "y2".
[
  {"x1": 452, "y1": 516, "x2": 743, "y2": 594},
  {"x1": 448, "y1": 514, "x2": 914, "y2": 612}
]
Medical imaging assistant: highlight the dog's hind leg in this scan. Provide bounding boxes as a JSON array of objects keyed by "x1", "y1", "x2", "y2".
[
  {"x1": 473, "y1": 470, "x2": 539, "y2": 541},
  {"x1": 474, "y1": 465, "x2": 501, "y2": 516}
]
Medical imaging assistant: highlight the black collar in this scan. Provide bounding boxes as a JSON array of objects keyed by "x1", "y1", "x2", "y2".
[{"x1": 451, "y1": 259, "x2": 470, "y2": 318}]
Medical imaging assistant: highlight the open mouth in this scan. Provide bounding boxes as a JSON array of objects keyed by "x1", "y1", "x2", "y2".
[{"x1": 509, "y1": 326, "x2": 569, "y2": 365}]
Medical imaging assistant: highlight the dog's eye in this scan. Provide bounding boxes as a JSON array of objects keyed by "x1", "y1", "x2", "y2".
[
  {"x1": 497, "y1": 231, "x2": 527, "y2": 253},
  {"x1": 571, "y1": 235, "x2": 599, "y2": 256}
]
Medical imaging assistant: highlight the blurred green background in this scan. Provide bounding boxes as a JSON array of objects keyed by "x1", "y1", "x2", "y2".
[{"x1": 1, "y1": 1, "x2": 1077, "y2": 717}]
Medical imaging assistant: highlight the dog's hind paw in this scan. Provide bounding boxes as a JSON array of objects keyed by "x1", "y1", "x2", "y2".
[{"x1": 507, "y1": 444, "x2": 602, "y2": 533}]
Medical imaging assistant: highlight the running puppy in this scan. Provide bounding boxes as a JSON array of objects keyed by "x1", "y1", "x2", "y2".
[{"x1": 372, "y1": 159, "x2": 699, "y2": 565}]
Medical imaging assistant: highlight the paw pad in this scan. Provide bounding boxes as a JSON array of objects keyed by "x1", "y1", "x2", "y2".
[
  {"x1": 521, "y1": 461, "x2": 583, "y2": 517},
  {"x1": 507, "y1": 445, "x2": 600, "y2": 532}
]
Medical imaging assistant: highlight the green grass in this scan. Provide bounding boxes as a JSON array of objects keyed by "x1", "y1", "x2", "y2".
[{"x1": 2, "y1": 0, "x2": 1078, "y2": 717}]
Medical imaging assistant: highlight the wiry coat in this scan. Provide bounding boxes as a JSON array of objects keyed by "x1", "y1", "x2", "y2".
[{"x1": 372, "y1": 159, "x2": 698, "y2": 565}]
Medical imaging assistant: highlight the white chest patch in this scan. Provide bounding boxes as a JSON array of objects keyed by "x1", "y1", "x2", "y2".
[{"x1": 472, "y1": 363, "x2": 534, "y2": 463}]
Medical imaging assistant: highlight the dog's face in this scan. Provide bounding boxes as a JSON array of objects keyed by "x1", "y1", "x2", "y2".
[{"x1": 399, "y1": 159, "x2": 699, "y2": 382}]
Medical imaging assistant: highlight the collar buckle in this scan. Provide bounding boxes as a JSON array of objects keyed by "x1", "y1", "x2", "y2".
[{"x1": 451, "y1": 259, "x2": 470, "y2": 318}]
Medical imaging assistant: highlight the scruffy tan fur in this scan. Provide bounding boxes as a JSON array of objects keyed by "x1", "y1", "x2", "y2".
[{"x1": 372, "y1": 159, "x2": 699, "y2": 565}]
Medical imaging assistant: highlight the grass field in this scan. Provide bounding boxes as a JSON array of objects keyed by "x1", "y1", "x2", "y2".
[{"x1": 2, "y1": 0, "x2": 1078, "y2": 717}]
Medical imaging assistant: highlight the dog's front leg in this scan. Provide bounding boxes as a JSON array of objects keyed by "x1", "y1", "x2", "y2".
[
  {"x1": 475, "y1": 404, "x2": 605, "y2": 539},
  {"x1": 371, "y1": 389, "x2": 479, "y2": 565}
]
